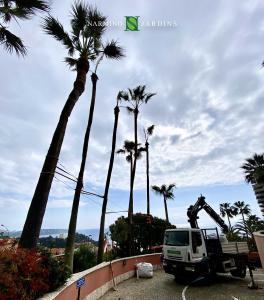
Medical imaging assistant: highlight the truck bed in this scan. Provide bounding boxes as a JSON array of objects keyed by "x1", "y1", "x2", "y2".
[{"x1": 221, "y1": 242, "x2": 249, "y2": 254}]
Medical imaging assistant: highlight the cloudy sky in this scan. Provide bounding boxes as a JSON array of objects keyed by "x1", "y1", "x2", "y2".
[{"x1": 0, "y1": 0, "x2": 264, "y2": 233}]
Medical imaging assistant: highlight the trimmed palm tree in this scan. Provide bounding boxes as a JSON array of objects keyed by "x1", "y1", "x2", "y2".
[
  {"x1": 19, "y1": 2, "x2": 108, "y2": 249},
  {"x1": 234, "y1": 201, "x2": 251, "y2": 241},
  {"x1": 219, "y1": 202, "x2": 238, "y2": 230},
  {"x1": 0, "y1": 0, "x2": 49, "y2": 55},
  {"x1": 65, "y1": 43, "x2": 124, "y2": 271},
  {"x1": 143, "y1": 125, "x2": 155, "y2": 215},
  {"x1": 97, "y1": 92, "x2": 124, "y2": 264},
  {"x1": 152, "y1": 184, "x2": 175, "y2": 223},
  {"x1": 118, "y1": 86, "x2": 156, "y2": 223}
]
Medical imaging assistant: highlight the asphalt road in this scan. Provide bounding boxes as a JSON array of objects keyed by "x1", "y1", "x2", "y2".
[{"x1": 100, "y1": 269, "x2": 264, "y2": 300}]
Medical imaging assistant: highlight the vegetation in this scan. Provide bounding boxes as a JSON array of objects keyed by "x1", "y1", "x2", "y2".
[
  {"x1": 241, "y1": 153, "x2": 264, "y2": 185},
  {"x1": 151, "y1": 184, "x2": 176, "y2": 223},
  {"x1": 0, "y1": 240, "x2": 70, "y2": 299},
  {"x1": 39, "y1": 233, "x2": 97, "y2": 249},
  {"x1": 19, "y1": 1, "x2": 115, "y2": 250},
  {"x1": 109, "y1": 214, "x2": 175, "y2": 257},
  {"x1": 219, "y1": 202, "x2": 238, "y2": 230},
  {"x1": 118, "y1": 86, "x2": 156, "y2": 222},
  {"x1": 0, "y1": 0, "x2": 49, "y2": 55},
  {"x1": 65, "y1": 40, "x2": 124, "y2": 272},
  {"x1": 73, "y1": 244, "x2": 97, "y2": 273}
]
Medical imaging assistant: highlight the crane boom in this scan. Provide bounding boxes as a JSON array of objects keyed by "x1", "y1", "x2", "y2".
[{"x1": 187, "y1": 195, "x2": 229, "y2": 233}]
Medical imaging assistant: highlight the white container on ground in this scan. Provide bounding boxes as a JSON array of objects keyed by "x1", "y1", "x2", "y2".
[{"x1": 136, "y1": 262, "x2": 153, "y2": 278}]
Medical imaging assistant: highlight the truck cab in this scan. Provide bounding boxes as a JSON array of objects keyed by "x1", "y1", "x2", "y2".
[{"x1": 163, "y1": 228, "x2": 208, "y2": 275}]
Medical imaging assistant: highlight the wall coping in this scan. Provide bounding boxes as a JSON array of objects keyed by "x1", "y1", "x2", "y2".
[{"x1": 40, "y1": 253, "x2": 161, "y2": 300}]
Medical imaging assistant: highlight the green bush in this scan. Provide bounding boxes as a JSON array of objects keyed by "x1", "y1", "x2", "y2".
[{"x1": 73, "y1": 244, "x2": 97, "y2": 273}]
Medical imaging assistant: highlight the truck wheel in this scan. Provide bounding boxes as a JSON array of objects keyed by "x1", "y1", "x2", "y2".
[{"x1": 231, "y1": 261, "x2": 246, "y2": 278}]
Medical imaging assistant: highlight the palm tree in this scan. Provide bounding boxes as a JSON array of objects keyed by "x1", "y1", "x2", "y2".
[
  {"x1": 219, "y1": 202, "x2": 238, "y2": 230},
  {"x1": 143, "y1": 125, "x2": 155, "y2": 215},
  {"x1": 233, "y1": 201, "x2": 251, "y2": 241},
  {"x1": 19, "y1": 2, "x2": 108, "y2": 249},
  {"x1": 64, "y1": 42, "x2": 123, "y2": 271},
  {"x1": 151, "y1": 184, "x2": 175, "y2": 223},
  {"x1": 116, "y1": 140, "x2": 145, "y2": 217},
  {"x1": 241, "y1": 153, "x2": 264, "y2": 185},
  {"x1": 118, "y1": 86, "x2": 156, "y2": 223},
  {"x1": 97, "y1": 92, "x2": 125, "y2": 264},
  {"x1": 234, "y1": 214, "x2": 264, "y2": 240},
  {"x1": 0, "y1": 0, "x2": 49, "y2": 55}
]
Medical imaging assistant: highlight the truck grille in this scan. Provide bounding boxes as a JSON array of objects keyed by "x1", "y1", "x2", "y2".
[{"x1": 168, "y1": 256, "x2": 183, "y2": 261}]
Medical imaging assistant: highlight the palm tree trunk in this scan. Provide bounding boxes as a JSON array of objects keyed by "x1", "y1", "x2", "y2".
[
  {"x1": 64, "y1": 73, "x2": 98, "y2": 272},
  {"x1": 164, "y1": 195, "x2": 169, "y2": 224},
  {"x1": 128, "y1": 108, "x2": 139, "y2": 256},
  {"x1": 227, "y1": 215, "x2": 232, "y2": 230},
  {"x1": 146, "y1": 142, "x2": 150, "y2": 215},
  {"x1": 97, "y1": 105, "x2": 120, "y2": 264},
  {"x1": 241, "y1": 212, "x2": 249, "y2": 242},
  {"x1": 19, "y1": 58, "x2": 89, "y2": 249}
]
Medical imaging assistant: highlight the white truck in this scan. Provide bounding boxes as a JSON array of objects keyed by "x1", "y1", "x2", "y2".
[{"x1": 162, "y1": 196, "x2": 249, "y2": 279}]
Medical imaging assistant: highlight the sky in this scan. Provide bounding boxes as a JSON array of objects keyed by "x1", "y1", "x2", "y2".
[{"x1": 0, "y1": 0, "x2": 264, "y2": 233}]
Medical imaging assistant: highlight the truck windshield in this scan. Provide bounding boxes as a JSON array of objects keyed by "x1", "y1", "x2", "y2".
[{"x1": 164, "y1": 231, "x2": 189, "y2": 246}]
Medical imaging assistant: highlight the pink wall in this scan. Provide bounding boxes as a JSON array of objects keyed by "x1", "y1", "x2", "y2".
[{"x1": 54, "y1": 253, "x2": 162, "y2": 300}]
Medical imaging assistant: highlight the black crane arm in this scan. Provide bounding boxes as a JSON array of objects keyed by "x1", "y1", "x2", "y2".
[{"x1": 187, "y1": 195, "x2": 229, "y2": 233}]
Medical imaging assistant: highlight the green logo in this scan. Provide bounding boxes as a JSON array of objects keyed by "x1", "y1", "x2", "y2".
[{"x1": 125, "y1": 16, "x2": 139, "y2": 31}]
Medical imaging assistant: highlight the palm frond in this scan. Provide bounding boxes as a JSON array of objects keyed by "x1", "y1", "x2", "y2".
[
  {"x1": 144, "y1": 92, "x2": 156, "y2": 103},
  {"x1": 126, "y1": 106, "x2": 134, "y2": 114},
  {"x1": 15, "y1": 0, "x2": 49, "y2": 12},
  {"x1": 64, "y1": 57, "x2": 78, "y2": 70},
  {"x1": 84, "y1": 5, "x2": 106, "y2": 41},
  {"x1": 116, "y1": 149, "x2": 125, "y2": 154},
  {"x1": 42, "y1": 16, "x2": 74, "y2": 55},
  {"x1": 167, "y1": 183, "x2": 176, "y2": 191},
  {"x1": 0, "y1": 26, "x2": 26, "y2": 55},
  {"x1": 70, "y1": 1, "x2": 89, "y2": 34},
  {"x1": 151, "y1": 185, "x2": 162, "y2": 195},
  {"x1": 147, "y1": 125, "x2": 155, "y2": 136},
  {"x1": 103, "y1": 40, "x2": 124, "y2": 59},
  {"x1": 117, "y1": 90, "x2": 129, "y2": 101}
]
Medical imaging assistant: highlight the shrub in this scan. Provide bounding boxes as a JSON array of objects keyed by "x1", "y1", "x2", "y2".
[
  {"x1": 73, "y1": 244, "x2": 96, "y2": 273},
  {"x1": 0, "y1": 241, "x2": 70, "y2": 300}
]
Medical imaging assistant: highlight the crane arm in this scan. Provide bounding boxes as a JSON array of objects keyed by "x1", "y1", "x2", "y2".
[{"x1": 187, "y1": 195, "x2": 229, "y2": 233}]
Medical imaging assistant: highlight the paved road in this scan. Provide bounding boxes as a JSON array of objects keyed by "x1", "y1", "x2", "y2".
[{"x1": 100, "y1": 269, "x2": 264, "y2": 300}]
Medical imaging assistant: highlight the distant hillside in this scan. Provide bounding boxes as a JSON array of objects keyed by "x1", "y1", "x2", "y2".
[{"x1": 9, "y1": 228, "x2": 104, "y2": 241}]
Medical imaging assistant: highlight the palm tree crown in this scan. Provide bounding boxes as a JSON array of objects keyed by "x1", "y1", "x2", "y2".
[
  {"x1": 152, "y1": 184, "x2": 175, "y2": 200},
  {"x1": 42, "y1": 2, "x2": 109, "y2": 66},
  {"x1": 234, "y1": 201, "x2": 251, "y2": 216},
  {"x1": 152, "y1": 184, "x2": 175, "y2": 223},
  {"x1": 241, "y1": 153, "x2": 264, "y2": 185},
  {"x1": 220, "y1": 202, "x2": 238, "y2": 229},
  {"x1": 0, "y1": 0, "x2": 49, "y2": 55}
]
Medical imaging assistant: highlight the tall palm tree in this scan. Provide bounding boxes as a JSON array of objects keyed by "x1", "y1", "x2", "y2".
[
  {"x1": 233, "y1": 201, "x2": 251, "y2": 241},
  {"x1": 0, "y1": 0, "x2": 49, "y2": 55},
  {"x1": 65, "y1": 44, "x2": 124, "y2": 271},
  {"x1": 241, "y1": 154, "x2": 264, "y2": 216},
  {"x1": 241, "y1": 153, "x2": 264, "y2": 185},
  {"x1": 118, "y1": 86, "x2": 156, "y2": 223},
  {"x1": 143, "y1": 125, "x2": 155, "y2": 215},
  {"x1": 117, "y1": 140, "x2": 145, "y2": 217},
  {"x1": 219, "y1": 202, "x2": 238, "y2": 230},
  {"x1": 19, "y1": 2, "x2": 108, "y2": 249},
  {"x1": 151, "y1": 184, "x2": 175, "y2": 223},
  {"x1": 97, "y1": 92, "x2": 124, "y2": 264}
]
